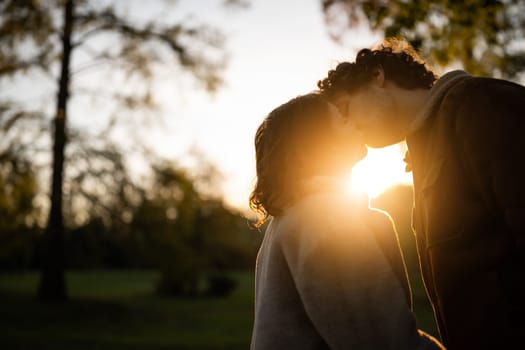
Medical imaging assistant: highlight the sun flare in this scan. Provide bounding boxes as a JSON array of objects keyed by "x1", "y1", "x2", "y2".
[{"x1": 347, "y1": 143, "x2": 413, "y2": 198}]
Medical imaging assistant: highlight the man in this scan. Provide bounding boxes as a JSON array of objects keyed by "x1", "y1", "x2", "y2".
[{"x1": 318, "y1": 38, "x2": 525, "y2": 349}]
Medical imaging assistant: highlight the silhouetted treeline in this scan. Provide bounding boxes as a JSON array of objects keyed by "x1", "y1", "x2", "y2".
[
  {"x1": 0, "y1": 154, "x2": 262, "y2": 296},
  {"x1": 0, "y1": 200, "x2": 260, "y2": 272}
]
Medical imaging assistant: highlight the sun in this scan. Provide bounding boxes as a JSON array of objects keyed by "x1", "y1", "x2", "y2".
[{"x1": 347, "y1": 143, "x2": 413, "y2": 198}]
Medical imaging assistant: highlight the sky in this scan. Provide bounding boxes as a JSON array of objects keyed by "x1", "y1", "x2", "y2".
[
  {"x1": 2, "y1": 0, "x2": 414, "y2": 213},
  {"x1": 141, "y1": 0, "x2": 413, "y2": 211}
]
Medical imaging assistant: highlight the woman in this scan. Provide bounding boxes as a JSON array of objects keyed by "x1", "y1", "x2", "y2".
[{"x1": 249, "y1": 93, "x2": 444, "y2": 349}]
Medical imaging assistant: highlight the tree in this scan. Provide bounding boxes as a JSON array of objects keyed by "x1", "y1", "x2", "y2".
[
  {"x1": 0, "y1": 151, "x2": 39, "y2": 230},
  {"x1": 0, "y1": 0, "x2": 236, "y2": 300},
  {"x1": 0, "y1": 151, "x2": 40, "y2": 270},
  {"x1": 130, "y1": 161, "x2": 258, "y2": 297},
  {"x1": 322, "y1": 0, "x2": 525, "y2": 79},
  {"x1": 132, "y1": 163, "x2": 204, "y2": 296}
]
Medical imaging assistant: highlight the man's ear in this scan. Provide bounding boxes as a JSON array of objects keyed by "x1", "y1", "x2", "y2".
[{"x1": 372, "y1": 65, "x2": 385, "y2": 87}]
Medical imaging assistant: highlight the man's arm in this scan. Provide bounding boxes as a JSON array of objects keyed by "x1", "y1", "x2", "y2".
[{"x1": 455, "y1": 78, "x2": 525, "y2": 235}]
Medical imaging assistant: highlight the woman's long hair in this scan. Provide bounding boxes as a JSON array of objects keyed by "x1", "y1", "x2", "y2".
[{"x1": 249, "y1": 92, "x2": 364, "y2": 228}]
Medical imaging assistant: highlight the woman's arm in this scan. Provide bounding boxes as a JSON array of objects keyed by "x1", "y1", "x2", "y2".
[{"x1": 279, "y1": 201, "x2": 444, "y2": 349}]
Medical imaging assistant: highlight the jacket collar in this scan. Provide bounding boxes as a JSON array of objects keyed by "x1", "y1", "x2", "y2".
[{"x1": 413, "y1": 70, "x2": 471, "y2": 131}]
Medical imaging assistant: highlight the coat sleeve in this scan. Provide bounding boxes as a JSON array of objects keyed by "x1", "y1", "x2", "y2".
[
  {"x1": 455, "y1": 79, "x2": 525, "y2": 237},
  {"x1": 279, "y1": 207, "x2": 444, "y2": 350}
]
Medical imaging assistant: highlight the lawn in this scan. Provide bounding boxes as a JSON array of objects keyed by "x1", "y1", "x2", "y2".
[{"x1": 0, "y1": 269, "x2": 440, "y2": 349}]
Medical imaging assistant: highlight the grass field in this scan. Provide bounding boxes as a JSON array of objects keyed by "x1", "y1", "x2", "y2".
[{"x1": 0, "y1": 269, "x2": 440, "y2": 349}]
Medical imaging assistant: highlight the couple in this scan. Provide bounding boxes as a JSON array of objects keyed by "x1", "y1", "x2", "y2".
[{"x1": 249, "y1": 38, "x2": 525, "y2": 350}]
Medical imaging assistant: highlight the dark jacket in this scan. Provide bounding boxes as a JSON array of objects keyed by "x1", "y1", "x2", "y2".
[{"x1": 406, "y1": 71, "x2": 525, "y2": 349}]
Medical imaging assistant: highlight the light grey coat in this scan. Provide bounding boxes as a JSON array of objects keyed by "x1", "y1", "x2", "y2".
[{"x1": 250, "y1": 184, "x2": 444, "y2": 349}]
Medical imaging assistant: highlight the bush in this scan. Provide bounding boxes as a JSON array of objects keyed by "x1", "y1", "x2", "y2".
[{"x1": 206, "y1": 273, "x2": 238, "y2": 297}]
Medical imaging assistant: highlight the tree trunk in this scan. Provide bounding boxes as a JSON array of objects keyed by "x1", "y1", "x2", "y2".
[{"x1": 37, "y1": 0, "x2": 74, "y2": 301}]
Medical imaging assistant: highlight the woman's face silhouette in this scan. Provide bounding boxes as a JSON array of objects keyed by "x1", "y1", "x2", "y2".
[{"x1": 326, "y1": 103, "x2": 367, "y2": 166}]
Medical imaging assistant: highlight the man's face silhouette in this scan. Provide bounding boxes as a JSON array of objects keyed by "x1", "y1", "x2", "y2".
[{"x1": 331, "y1": 67, "x2": 413, "y2": 149}]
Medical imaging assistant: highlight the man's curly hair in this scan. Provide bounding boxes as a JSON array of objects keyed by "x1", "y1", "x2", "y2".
[{"x1": 318, "y1": 38, "x2": 438, "y2": 96}]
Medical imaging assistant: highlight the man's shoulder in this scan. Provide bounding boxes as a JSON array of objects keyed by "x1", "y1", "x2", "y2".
[
  {"x1": 436, "y1": 75, "x2": 525, "y2": 124},
  {"x1": 445, "y1": 74, "x2": 525, "y2": 100},
  {"x1": 437, "y1": 74, "x2": 525, "y2": 148}
]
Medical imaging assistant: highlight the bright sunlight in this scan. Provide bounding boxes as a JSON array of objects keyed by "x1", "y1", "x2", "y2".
[{"x1": 348, "y1": 143, "x2": 413, "y2": 198}]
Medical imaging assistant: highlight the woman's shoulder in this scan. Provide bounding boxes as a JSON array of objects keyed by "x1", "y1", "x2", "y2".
[
  {"x1": 289, "y1": 191, "x2": 365, "y2": 221},
  {"x1": 365, "y1": 207, "x2": 395, "y2": 232},
  {"x1": 273, "y1": 191, "x2": 372, "y2": 245}
]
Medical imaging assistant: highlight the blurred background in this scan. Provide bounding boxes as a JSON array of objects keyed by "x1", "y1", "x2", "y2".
[{"x1": 1, "y1": 0, "x2": 524, "y2": 348}]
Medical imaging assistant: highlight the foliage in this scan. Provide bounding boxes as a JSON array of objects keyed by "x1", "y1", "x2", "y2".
[
  {"x1": 0, "y1": 151, "x2": 39, "y2": 229},
  {"x1": 130, "y1": 163, "x2": 259, "y2": 297},
  {"x1": 322, "y1": 0, "x2": 525, "y2": 79},
  {"x1": 0, "y1": 158, "x2": 260, "y2": 299},
  {"x1": 0, "y1": 151, "x2": 40, "y2": 270},
  {"x1": 65, "y1": 218, "x2": 134, "y2": 269},
  {"x1": 0, "y1": 0, "x2": 239, "y2": 300},
  {"x1": 0, "y1": 0, "x2": 230, "y2": 228}
]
